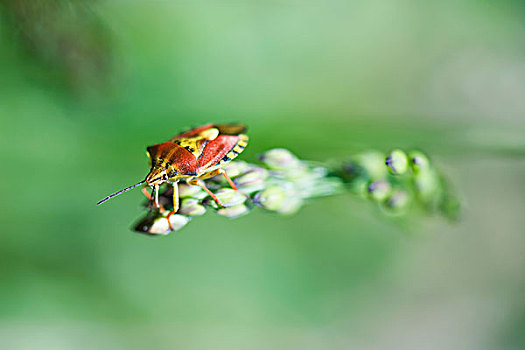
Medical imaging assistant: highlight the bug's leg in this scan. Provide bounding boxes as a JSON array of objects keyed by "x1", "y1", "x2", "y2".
[
  {"x1": 186, "y1": 178, "x2": 225, "y2": 207},
  {"x1": 200, "y1": 168, "x2": 239, "y2": 191},
  {"x1": 165, "y1": 182, "x2": 180, "y2": 231},
  {"x1": 172, "y1": 182, "x2": 180, "y2": 213},
  {"x1": 142, "y1": 186, "x2": 153, "y2": 201},
  {"x1": 217, "y1": 168, "x2": 239, "y2": 190},
  {"x1": 142, "y1": 185, "x2": 166, "y2": 212},
  {"x1": 154, "y1": 185, "x2": 160, "y2": 208}
]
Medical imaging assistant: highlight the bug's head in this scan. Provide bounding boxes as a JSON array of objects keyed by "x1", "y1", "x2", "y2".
[
  {"x1": 145, "y1": 142, "x2": 198, "y2": 183},
  {"x1": 144, "y1": 167, "x2": 169, "y2": 187}
]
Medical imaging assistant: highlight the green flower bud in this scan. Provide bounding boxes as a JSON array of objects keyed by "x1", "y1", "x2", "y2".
[
  {"x1": 413, "y1": 171, "x2": 438, "y2": 200},
  {"x1": 367, "y1": 180, "x2": 391, "y2": 201},
  {"x1": 146, "y1": 218, "x2": 172, "y2": 235},
  {"x1": 238, "y1": 182, "x2": 266, "y2": 195},
  {"x1": 178, "y1": 183, "x2": 207, "y2": 199},
  {"x1": 134, "y1": 212, "x2": 190, "y2": 235},
  {"x1": 234, "y1": 168, "x2": 269, "y2": 193},
  {"x1": 254, "y1": 186, "x2": 286, "y2": 211},
  {"x1": 217, "y1": 204, "x2": 250, "y2": 218},
  {"x1": 385, "y1": 149, "x2": 408, "y2": 175},
  {"x1": 357, "y1": 151, "x2": 388, "y2": 180},
  {"x1": 259, "y1": 148, "x2": 301, "y2": 170},
  {"x1": 382, "y1": 190, "x2": 410, "y2": 213},
  {"x1": 276, "y1": 196, "x2": 303, "y2": 215},
  {"x1": 205, "y1": 188, "x2": 246, "y2": 208},
  {"x1": 283, "y1": 166, "x2": 310, "y2": 181},
  {"x1": 439, "y1": 194, "x2": 461, "y2": 221},
  {"x1": 178, "y1": 198, "x2": 206, "y2": 216},
  {"x1": 408, "y1": 151, "x2": 430, "y2": 174},
  {"x1": 167, "y1": 214, "x2": 190, "y2": 231},
  {"x1": 221, "y1": 161, "x2": 251, "y2": 178}
]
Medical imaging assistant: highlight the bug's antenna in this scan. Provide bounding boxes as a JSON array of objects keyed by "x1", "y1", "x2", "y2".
[{"x1": 97, "y1": 180, "x2": 146, "y2": 205}]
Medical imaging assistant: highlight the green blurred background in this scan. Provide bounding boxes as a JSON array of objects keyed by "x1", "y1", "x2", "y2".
[{"x1": 1, "y1": 1, "x2": 525, "y2": 349}]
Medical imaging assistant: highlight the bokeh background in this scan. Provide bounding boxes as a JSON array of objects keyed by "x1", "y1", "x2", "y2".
[{"x1": 1, "y1": 1, "x2": 525, "y2": 349}]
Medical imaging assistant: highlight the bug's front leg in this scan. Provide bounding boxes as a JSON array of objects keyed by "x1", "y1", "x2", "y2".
[
  {"x1": 141, "y1": 185, "x2": 166, "y2": 211},
  {"x1": 154, "y1": 185, "x2": 160, "y2": 208},
  {"x1": 141, "y1": 186, "x2": 153, "y2": 201},
  {"x1": 171, "y1": 182, "x2": 180, "y2": 213},
  {"x1": 166, "y1": 182, "x2": 180, "y2": 230}
]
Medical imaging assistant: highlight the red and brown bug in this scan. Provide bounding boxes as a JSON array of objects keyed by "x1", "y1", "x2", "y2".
[{"x1": 97, "y1": 124, "x2": 249, "y2": 223}]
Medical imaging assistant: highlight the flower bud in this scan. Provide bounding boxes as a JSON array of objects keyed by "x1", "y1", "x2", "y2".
[
  {"x1": 234, "y1": 168, "x2": 269, "y2": 193},
  {"x1": 283, "y1": 167, "x2": 310, "y2": 182},
  {"x1": 259, "y1": 148, "x2": 301, "y2": 170},
  {"x1": 382, "y1": 190, "x2": 410, "y2": 213},
  {"x1": 276, "y1": 196, "x2": 303, "y2": 215},
  {"x1": 408, "y1": 151, "x2": 430, "y2": 174},
  {"x1": 146, "y1": 217, "x2": 172, "y2": 235},
  {"x1": 178, "y1": 198, "x2": 206, "y2": 216},
  {"x1": 178, "y1": 183, "x2": 207, "y2": 199},
  {"x1": 367, "y1": 180, "x2": 391, "y2": 201},
  {"x1": 134, "y1": 212, "x2": 190, "y2": 235},
  {"x1": 356, "y1": 151, "x2": 388, "y2": 180},
  {"x1": 167, "y1": 214, "x2": 191, "y2": 231},
  {"x1": 217, "y1": 204, "x2": 250, "y2": 218},
  {"x1": 254, "y1": 186, "x2": 286, "y2": 211},
  {"x1": 205, "y1": 188, "x2": 246, "y2": 208},
  {"x1": 413, "y1": 171, "x2": 438, "y2": 200},
  {"x1": 385, "y1": 149, "x2": 408, "y2": 175},
  {"x1": 237, "y1": 182, "x2": 266, "y2": 195},
  {"x1": 439, "y1": 194, "x2": 461, "y2": 221},
  {"x1": 221, "y1": 161, "x2": 251, "y2": 178}
]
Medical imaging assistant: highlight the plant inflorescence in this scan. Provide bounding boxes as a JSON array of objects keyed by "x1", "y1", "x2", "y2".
[{"x1": 134, "y1": 148, "x2": 460, "y2": 235}]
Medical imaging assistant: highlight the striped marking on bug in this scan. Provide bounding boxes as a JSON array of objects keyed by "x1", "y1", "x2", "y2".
[{"x1": 218, "y1": 134, "x2": 249, "y2": 165}]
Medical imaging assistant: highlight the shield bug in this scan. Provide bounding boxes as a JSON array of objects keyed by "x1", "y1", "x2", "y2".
[{"x1": 97, "y1": 123, "x2": 249, "y2": 226}]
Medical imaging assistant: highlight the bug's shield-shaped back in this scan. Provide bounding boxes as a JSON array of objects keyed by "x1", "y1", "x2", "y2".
[
  {"x1": 168, "y1": 125, "x2": 222, "y2": 158},
  {"x1": 197, "y1": 134, "x2": 247, "y2": 173}
]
